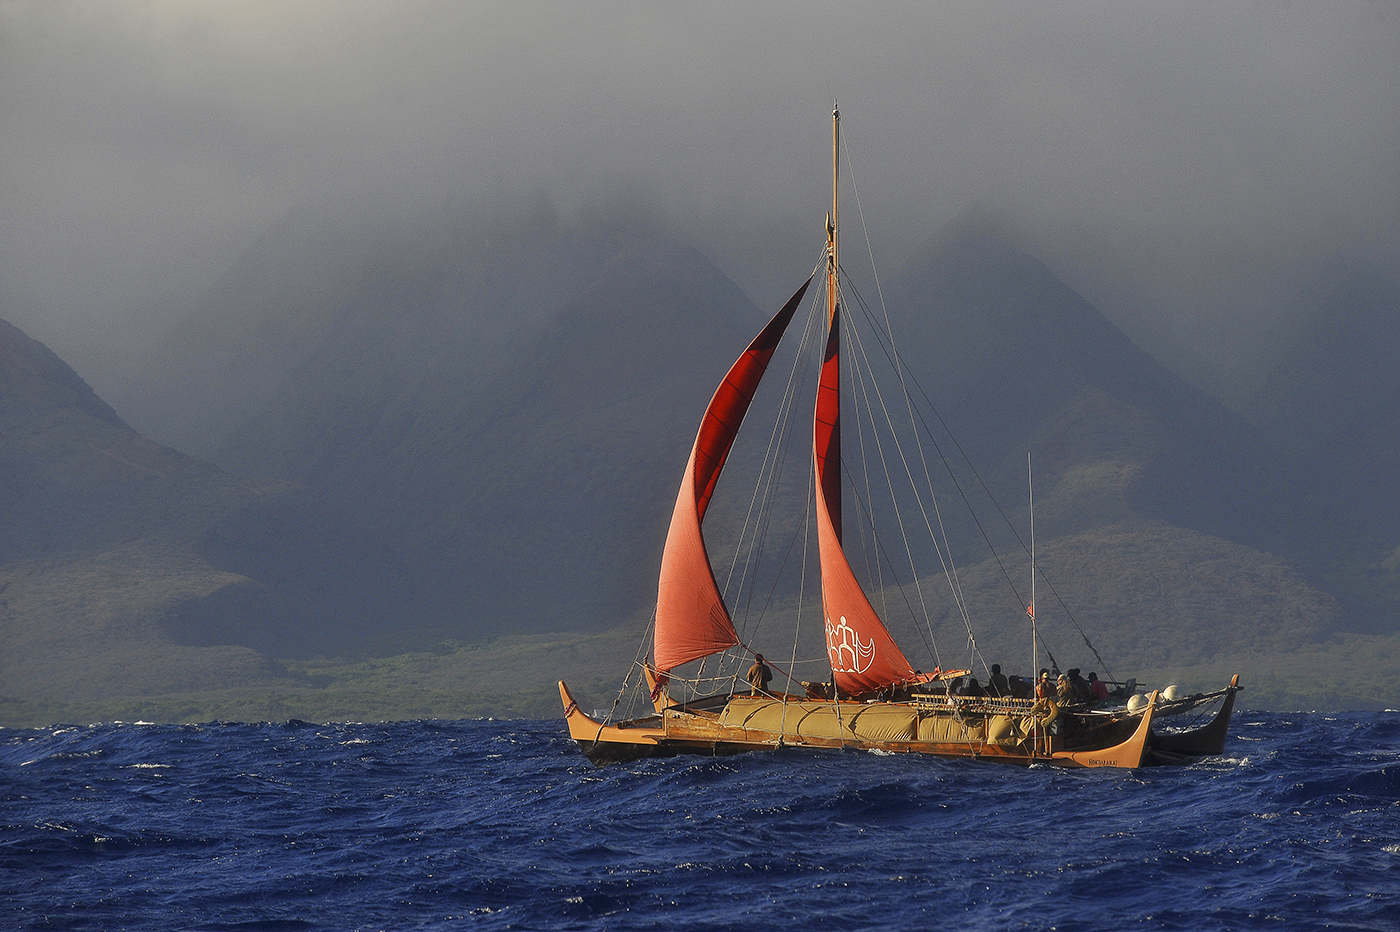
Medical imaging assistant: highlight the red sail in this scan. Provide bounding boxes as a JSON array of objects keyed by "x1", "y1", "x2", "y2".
[
  {"x1": 814, "y1": 309, "x2": 916, "y2": 694},
  {"x1": 654, "y1": 280, "x2": 811, "y2": 672}
]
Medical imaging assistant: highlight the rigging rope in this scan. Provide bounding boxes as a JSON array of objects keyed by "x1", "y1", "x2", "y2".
[
  {"x1": 845, "y1": 135, "x2": 987, "y2": 677},
  {"x1": 838, "y1": 274, "x2": 1099, "y2": 679},
  {"x1": 841, "y1": 289, "x2": 978, "y2": 670},
  {"x1": 895, "y1": 356, "x2": 1109, "y2": 679}
]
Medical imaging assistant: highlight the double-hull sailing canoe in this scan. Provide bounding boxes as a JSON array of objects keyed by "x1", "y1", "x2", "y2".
[{"x1": 559, "y1": 109, "x2": 1240, "y2": 769}]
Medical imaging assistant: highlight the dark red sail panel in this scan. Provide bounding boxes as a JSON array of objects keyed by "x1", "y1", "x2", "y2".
[
  {"x1": 813, "y1": 311, "x2": 842, "y2": 542},
  {"x1": 654, "y1": 280, "x2": 811, "y2": 673},
  {"x1": 691, "y1": 280, "x2": 811, "y2": 522},
  {"x1": 813, "y1": 308, "x2": 916, "y2": 694}
]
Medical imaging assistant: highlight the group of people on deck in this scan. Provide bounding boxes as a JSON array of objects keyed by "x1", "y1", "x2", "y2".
[
  {"x1": 746, "y1": 652, "x2": 1115, "y2": 707},
  {"x1": 1035, "y1": 667, "x2": 1110, "y2": 705},
  {"x1": 951, "y1": 664, "x2": 1111, "y2": 706}
]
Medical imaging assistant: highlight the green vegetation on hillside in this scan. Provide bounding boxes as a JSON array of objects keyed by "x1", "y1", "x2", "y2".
[
  {"x1": 3, "y1": 627, "x2": 1396, "y2": 730},
  {"x1": 0, "y1": 631, "x2": 635, "y2": 729}
]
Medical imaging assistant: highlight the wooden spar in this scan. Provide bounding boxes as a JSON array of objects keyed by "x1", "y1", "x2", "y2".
[
  {"x1": 823, "y1": 104, "x2": 841, "y2": 545},
  {"x1": 813, "y1": 102, "x2": 916, "y2": 695},
  {"x1": 828, "y1": 104, "x2": 839, "y2": 327},
  {"x1": 1029, "y1": 453, "x2": 1037, "y2": 693},
  {"x1": 823, "y1": 106, "x2": 842, "y2": 697}
]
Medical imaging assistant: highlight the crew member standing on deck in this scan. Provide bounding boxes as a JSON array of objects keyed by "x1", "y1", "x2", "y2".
[{"x1": 747, "y1": 654, "x2": 773, "y2": 696}]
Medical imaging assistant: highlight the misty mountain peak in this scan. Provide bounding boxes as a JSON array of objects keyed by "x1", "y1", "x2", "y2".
[
  {"x1": 0, "y1": 317, "x2": 126, "y2": 428},
  {"x1": 1254, "y1": 257, "x2": 1400, "y2": 450}
]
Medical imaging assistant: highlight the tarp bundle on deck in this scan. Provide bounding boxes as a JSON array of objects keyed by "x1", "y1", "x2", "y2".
[
  {"x1": 719, "y1": 698, "x2": 1030, "y2": 747},
  {"x1": 721, "y1": 699, "x2": 916, "y2": 741}
]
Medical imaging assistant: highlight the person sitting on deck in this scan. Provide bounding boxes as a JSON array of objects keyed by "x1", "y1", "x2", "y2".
[
  {"x1": 1056, "y1": 673, "x2": 1078, "y2": 706},
  {"x1": 955, "y1": 675, "x2": 985, "y2": 698},
  {"x1": 1036, "y1": 669, "x2": 1054, "y2": 700},
  {"x1": 747, "y1": 654, "x2": 773, "y2": 696},
  {"x1": 1087, "y1": 672, "x2": 1109, "y2": 702},
  {"x1": 1008, "y1": 675, "x2": 1033, "y2": 700},
  {"x1": 987, "y1": 664, "x2": 1010, "y2": 697},
  {"x1": 1067, "y1": 668, "x2": 1093, "y2": 703}
]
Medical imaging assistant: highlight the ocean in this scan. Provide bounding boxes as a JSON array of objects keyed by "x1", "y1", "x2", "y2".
[{"x1": 3, "y1": 711, "x2": 1397, "y2": 931}]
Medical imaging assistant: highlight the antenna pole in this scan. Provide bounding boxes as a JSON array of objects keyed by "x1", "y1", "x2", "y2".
[{"x1": 1029, "y1": 452, "x2": 1037, "y2": 681}]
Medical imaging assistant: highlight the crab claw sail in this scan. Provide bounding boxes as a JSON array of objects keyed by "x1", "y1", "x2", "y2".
[
  {"x1": 653, "y1": 279, "x2": 811, "y2": 673},
  {"x1": 814, "y1": 307, "x2": 917, "y2": 695}
]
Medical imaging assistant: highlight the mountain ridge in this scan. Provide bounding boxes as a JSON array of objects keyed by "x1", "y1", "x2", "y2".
[{"x1": 3, "y1": 202, "x2": 1397, "y2": 712}]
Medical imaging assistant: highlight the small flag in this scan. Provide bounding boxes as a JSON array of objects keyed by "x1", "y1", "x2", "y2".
[{"x1": 1026, "y1": 603, "x2": 1035, "y2": 620}]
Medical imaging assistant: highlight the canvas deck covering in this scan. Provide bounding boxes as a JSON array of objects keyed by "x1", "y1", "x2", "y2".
[
  {"x1": 716, "y1": 699, "x2": 1033, "y2": 746},
  {"x1": 719, "y1": 699, "x2": 926, "y2": 742}
]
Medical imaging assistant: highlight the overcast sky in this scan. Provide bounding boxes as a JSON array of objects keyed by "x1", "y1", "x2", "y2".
[{"x1": 3, "y1": 1, "x2": 1397, "y2": 404}]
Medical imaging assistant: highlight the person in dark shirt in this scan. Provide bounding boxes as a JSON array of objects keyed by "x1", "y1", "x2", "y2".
[
  {"x1": 1067, "y1": 668, "x2": 1093, "y2": 703},
  {"x1": 956, "y1": 674, "x2": 985, "y2": 698},
  {"x1": 987, "y1": 664, "x2": 1010, "y2": 697},
  {"x1": 747, "y1": 654, "x2": 773, "y2": 696}
]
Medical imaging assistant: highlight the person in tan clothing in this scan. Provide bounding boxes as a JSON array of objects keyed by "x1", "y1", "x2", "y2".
[{"x1": 747, "y1": 654, "x2": 772, "y2": 696}]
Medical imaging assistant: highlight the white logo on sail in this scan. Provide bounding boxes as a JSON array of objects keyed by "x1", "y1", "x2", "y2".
[{"x1": 825, "y1": 615, "x2": 875, "y2": 674}]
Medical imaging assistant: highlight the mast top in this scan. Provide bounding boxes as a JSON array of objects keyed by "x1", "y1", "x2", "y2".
[{"x1": 827, "y1": 104, "x2": 840, "y2": 326}]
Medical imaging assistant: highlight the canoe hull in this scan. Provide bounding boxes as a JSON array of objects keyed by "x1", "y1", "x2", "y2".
[
  {"x1": 1145, "y1": 674, "x2": 1242, "y2": 764},
  {"x1": 559, "y1": 680, "x2": 1186, "y2": 769}
]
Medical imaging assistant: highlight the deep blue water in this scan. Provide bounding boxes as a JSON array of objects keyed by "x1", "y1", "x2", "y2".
[{"x1": 2, "y1": 711, "x2": 1397, "y2": 931}]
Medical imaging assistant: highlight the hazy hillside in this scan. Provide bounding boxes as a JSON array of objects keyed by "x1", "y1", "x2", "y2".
[
  {"x1": 119, "y1": 207, "x2": 1391, "y2": 680},
  {"x1": 116, "y1": 197, "x2": 593, "y2": 462},
  {"x1": 886, "y1": 217, "x2": 1264, "y2": 539},
  {"x1": 1251, "y1": 257, "x2": 1400, "y2": 628},
  {"x1": 8, "y1": 203, "x2": 1398, "y2": 717},
  {"x1": 0, "y1": 314, "x2": 453, "y2": 710},
  {"x1": 0, "y1": 318, "x2": 295, "y2": 701},
  {"x1": 119, "y1": 200, "x2": 767, "y2": 650}
]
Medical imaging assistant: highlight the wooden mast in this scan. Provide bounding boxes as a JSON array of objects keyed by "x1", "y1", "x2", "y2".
[
  {"x1": 827, "y1": 104, "x2": 839, "y2": 327},
  {"x1": 824, "y1": 103, "x2": 841, "y2": 543}
]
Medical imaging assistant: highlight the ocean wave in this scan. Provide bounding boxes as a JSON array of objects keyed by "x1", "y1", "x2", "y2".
[{"x1": 1, "y1": 712, "x2": 1396, "y2": 930}]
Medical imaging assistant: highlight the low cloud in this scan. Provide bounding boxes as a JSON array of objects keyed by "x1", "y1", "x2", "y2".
[{"x1": 3, "y1": 1, "x2": 1397, "y2": 402}]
